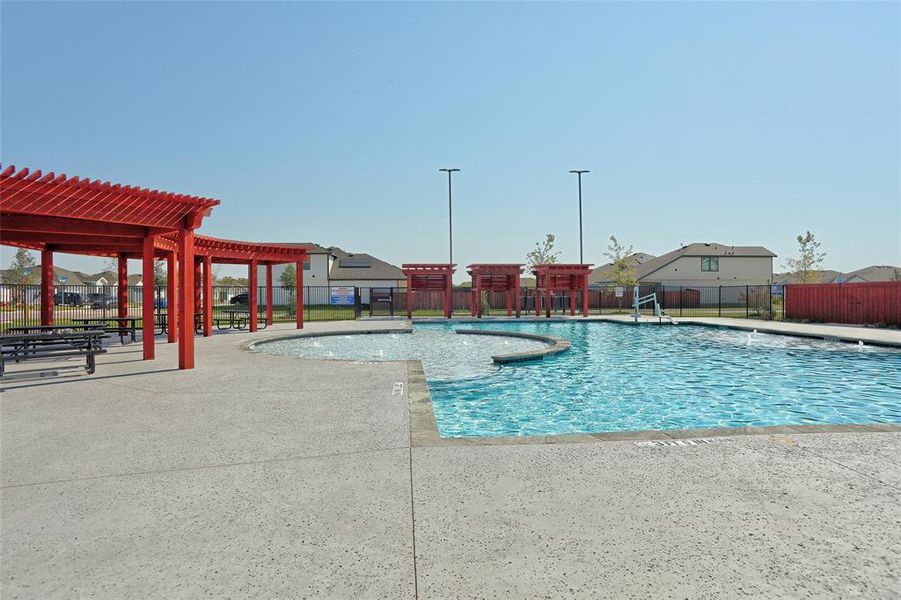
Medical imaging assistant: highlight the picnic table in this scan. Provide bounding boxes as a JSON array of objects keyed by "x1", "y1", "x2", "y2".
[
  {"x1": 5, "y1": 324, "x2": 106, "y2": 335},
  {"x1": 155, "y1": 313, "x2": 204, "y2": 335},
  {"x1": 1, "y1": 330, "x2": 109, "y2": 377},
  {"x1": 72, "y1": 317, "x2": 141, "y2": 344},
  {"x1": 215, "y1": 309, "x2": 268, "y2": 331}
]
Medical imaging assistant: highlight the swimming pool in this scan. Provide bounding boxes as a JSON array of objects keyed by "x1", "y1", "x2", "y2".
[{"x1": 258, "y1": 322, "x2": 901, "y2": 437}]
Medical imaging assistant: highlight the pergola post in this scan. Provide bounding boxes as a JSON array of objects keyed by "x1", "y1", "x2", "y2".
[
  {"x1": 167, "y1": 251, "x2": 178, "y2": 343},
  {"x1": 406, "y1": 273, "x2": 413, "y2": 319},
  {"x1": 248, "y1": 259, "x2": 259, "y2": 333},
  {"x1": 582, "y1": 275, "x2": 589, "y2": 317},
  {"x1": 545, "y1": 284, "x2": 552, "y2": 319},
  {"x1": 295, "y1": 259, "x2": 304, "y2": 329},
  {"x1": 40, "y1": 247, "x2": 54, "y2": 326},
  {"x1": 506, "y1": 284, "x2": 512, "y2": 317},
  {"x1": 444, "y1": 272, "x2": 453, "y2": 318},
  {"x1": 265, "y1": 263, "x2": 273, "y2": 326},
  {"x1": 177, "y1": 227, "x2": 195, "y2": 370},
  {"x1": 514, "y1": 276, "x2": 521, "y2": 318},
  {"x1": 142, "y1": 237, "x2": 155, "y2": 360},
  {"x1": 193, "y1": 258, "x2": 202, "y2": 333},
  {"x1": 117, "y1": 254, "x2": 128, "y2": 323},
  {"x1": 570, "y1": 277, "x2": 577, "y2": 316},
  {"x1": 202, "y1": 256, "x2": 213, "y2": 337},
  {"x1": 535, "y1": 280, "x2": 541, "y2": 317}
]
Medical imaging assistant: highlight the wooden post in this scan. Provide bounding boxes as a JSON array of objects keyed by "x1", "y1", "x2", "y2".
[
  {"x1": 445, "y1": 272, "x2": 453, "y2": 318},
  {"x1": 545, "y1": 284, "x2": 552, "y2": 319},
  {"x1": 177, "y1": 228, "x2": 195, "y2": 370},
  {"x1": 40, "y1": 248, "x2": 54, "y2": 326},
  {"x1": 248, "y1": 260, "x2": 258, "y2": 332},
  {"x1": 569, "y1": 277, "x2": 576, "y2": 316},
  {"x1": 167, "y1": 252, "x2": 177, "y2": 343},
  {"x1": 582, "y1": 274, "x2": 589, "y2": 317},
  {"x1": 514, "y1": 276, "x2": 521, "y2": 318},
  {"x1": 265, "y1": 263, "x2": 273, "y2": 326},
  {"x1": 295, "y1": 259, "x2": 304, "y2": 329},
  {"x1": 203, "y1": 256, "x2": 213, "y2": 337},
  {"x1": 117, "y1": 255, "x2": 128, "y2": 324},
  {"x1": 194, "y1": 258, "x2": 202, "y2": 331},
  {"x1": 142, "y1": 237, "x2": 155, "y2": 360},
  {"x1": 406, "y1": 273, "x2": 413, "y2": 319}
]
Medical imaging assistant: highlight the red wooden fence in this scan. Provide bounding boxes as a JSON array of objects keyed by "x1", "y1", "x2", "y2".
[{"x1": 785, "y1": 282, "x2": 901, "y2": 325}]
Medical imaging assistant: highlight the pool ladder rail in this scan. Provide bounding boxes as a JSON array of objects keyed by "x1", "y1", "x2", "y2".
[{"x1": 631, "y1": 286, "x2": 677, "y2": 325}]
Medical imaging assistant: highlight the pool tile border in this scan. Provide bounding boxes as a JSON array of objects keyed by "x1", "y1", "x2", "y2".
[{"x1": 405, "y1": 360, "x2": 901, "y2": 447}]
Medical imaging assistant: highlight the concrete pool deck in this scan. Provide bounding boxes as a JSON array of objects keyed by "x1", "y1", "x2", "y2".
[{"x1": 2, "y1": 318, "x2": 900, "y2": 598}]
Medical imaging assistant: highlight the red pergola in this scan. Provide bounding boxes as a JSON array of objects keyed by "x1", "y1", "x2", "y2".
[
  {"x1": 467, "y1": 264, "x2": 524, "y2": 318},
  {"x1": 0, "y1": 164, "x2": 219, "y2": 369},
  {"x1": 402, "y1": 264, "x2": 456, "y2": 318},
  {"x1": 532, "y1": 263, "x2": 593, "y2": 318},
  {"x1": 191, "y1": 235, "x2": 310, "y2": 336}
]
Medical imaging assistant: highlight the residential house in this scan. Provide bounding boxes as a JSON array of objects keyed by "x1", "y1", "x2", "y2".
[
  {"x1": 591, "y1": 243, "x2": 776, "y2": 288},
  {"x1": 832, "y1": 265, "x2": 901, "y2": 283}
]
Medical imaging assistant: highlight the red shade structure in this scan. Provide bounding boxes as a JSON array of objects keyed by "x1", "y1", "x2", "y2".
[
  {"x1": 190, "y1": 236, "x2": 312, "y2": 337},
  {"x1": 531, "y1": 263, "x2": 593, "y2": 318},
  {"x1": 1, "y1": 164, "x2": 219, "y2": 369},
  {"x1": 402, "y1": 264, "x2": 456, "y2": 318},
  {"x1": 467, "y1": 264, "x2": 524, "y2": 318}
]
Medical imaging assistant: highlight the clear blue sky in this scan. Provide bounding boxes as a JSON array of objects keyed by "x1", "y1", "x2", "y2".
[{"x1": 2, "y1": 1, "x2": 899, "y2": 280}]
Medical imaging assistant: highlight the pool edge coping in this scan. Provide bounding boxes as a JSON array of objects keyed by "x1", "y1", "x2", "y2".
[{"x1": 405, "y1": 361, "x2": 901, "y2": 447}]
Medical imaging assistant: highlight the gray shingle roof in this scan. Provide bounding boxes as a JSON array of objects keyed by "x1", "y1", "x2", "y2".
[{"x1": 639, "y1": 243, "x2": 776, "y2": 279}]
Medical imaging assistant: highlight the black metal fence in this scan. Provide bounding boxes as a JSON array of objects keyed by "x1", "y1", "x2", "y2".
[
  {"x1": 366, "y1": 284, "x2": 783, "y2": 320},
  {"x1": 0, "y1": 283, "x2": 783, "y2": 332}
]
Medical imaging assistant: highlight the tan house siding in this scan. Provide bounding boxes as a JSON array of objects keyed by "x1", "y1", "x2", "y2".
[{"x1": 644, "y1": 255, "x2": 773, "y2": 286}]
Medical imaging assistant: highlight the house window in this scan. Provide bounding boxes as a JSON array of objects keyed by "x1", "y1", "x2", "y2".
[
  {"x1": 303, "y1": 260, "x2": 311, "y2": 271},
  {"x1": 701, "y1": 257, "x2": 719, "y2": 272}
]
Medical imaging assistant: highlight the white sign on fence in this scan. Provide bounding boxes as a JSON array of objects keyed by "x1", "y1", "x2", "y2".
[
  {"x1": 329, "y1": 286, "x2": 355, "y2": 305},
  {"x1": 614, "y1": 286, "x2": 624, "y2": 298}
]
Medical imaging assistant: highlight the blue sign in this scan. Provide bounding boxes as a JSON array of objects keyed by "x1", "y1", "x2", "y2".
[
  {"x1": 771, "y1": 285, "x2": 783, "y2": 295},
  {"x1": 329, "y1": 286, "x2": 355, "y2": 305},
  {"x1": 58, "y1": 275, "x2": 68, "y2": 283}
]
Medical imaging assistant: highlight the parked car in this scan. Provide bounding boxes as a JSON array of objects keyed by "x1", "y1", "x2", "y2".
[
  {"x1": 89, "y1": 295, "x2": 118, "y2": 309},
  {"x1": 229, "y1": 293, "x2": 249, "y2": 305},
  {"x1": 52, "y1": 292, "x2": 83, "y2": 306}
]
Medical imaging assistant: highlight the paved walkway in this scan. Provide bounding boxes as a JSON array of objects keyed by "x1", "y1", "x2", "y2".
[{"x1": 2, "y1": 320, "x2": 899, "y2": 598}]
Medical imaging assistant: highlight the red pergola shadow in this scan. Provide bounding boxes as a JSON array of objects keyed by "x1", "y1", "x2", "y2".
[
  {"x1": 401, "y1": 264, "x2": 456, "y2": 318},
  {"x1": 532, "y1": 263, "x2": 593, "y2": 318},
  {"x1": 0, "y1": 164, "x2": 310, "y2": 370},
  {"x1": 467, "y1": 264, "x2": 524, "y2": 318}
]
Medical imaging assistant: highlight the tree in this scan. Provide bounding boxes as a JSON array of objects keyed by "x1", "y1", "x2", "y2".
[
  {"x1": 153, "y1": 260, "x2": 166, "y2": 287},
  {"x1": 784, "y1": 231, "x2": 826, "y2": 283},
  {"x1": 604, "y1": 235, "x2": 638, "y2": 287},
  {"x1": 526, "y1": 234, "x2": 560, "y2": 269},
  {"x1": 216, "y1": 275, "x2": 249, "y2": 286},
  {"x1": 2, "y1": 248, "x2": 39, "y2": 284},
  {"x1": 279, "y1": 264, "x2": 296, "y2": 288}
]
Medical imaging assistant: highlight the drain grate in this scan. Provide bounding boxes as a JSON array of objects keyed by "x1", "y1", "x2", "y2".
[{"x1": 635, "y1": 438, "x2": 734, "y2": 447}]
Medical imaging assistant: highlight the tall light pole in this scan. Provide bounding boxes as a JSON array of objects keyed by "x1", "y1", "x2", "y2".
[
  {"x1": 569, "y1": 170, "x2": 589, "y2": 263},
  {"x1": 439, "y1": 168, "x2": 460, "y2": 265}
]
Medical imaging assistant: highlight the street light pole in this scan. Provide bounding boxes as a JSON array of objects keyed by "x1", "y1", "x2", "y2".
[
  {"x1": 439, "y1": 168, "x2": 460, "y2": 265},
  {"x1": 569, "y1": 170, "x2": 590, "y2": 263}
]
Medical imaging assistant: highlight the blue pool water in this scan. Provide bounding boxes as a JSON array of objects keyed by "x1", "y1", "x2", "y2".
[
  {"x1": 425, "y1": 322, "x2": 901, "y2": 437},
  {"x1": 257, "y1": 322, "x2": 901, "y2": 437}
]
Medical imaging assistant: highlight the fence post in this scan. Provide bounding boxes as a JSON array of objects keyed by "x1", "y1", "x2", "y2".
[
  {"x1": 769, "y1": 285, "x2": 774, "y2": 320},
  {"x1": 354, "y1": 287, "x2": 362, "y2": 319},
  {"x1": 746, "y1": 285, "x2": 749, "y2": 319},
  {"x1": 680, "y1": 286, "x2": 683, "y2": 317},
  {"x1": 718, "y1": 286, "x2": 722, "y2": 317}
]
